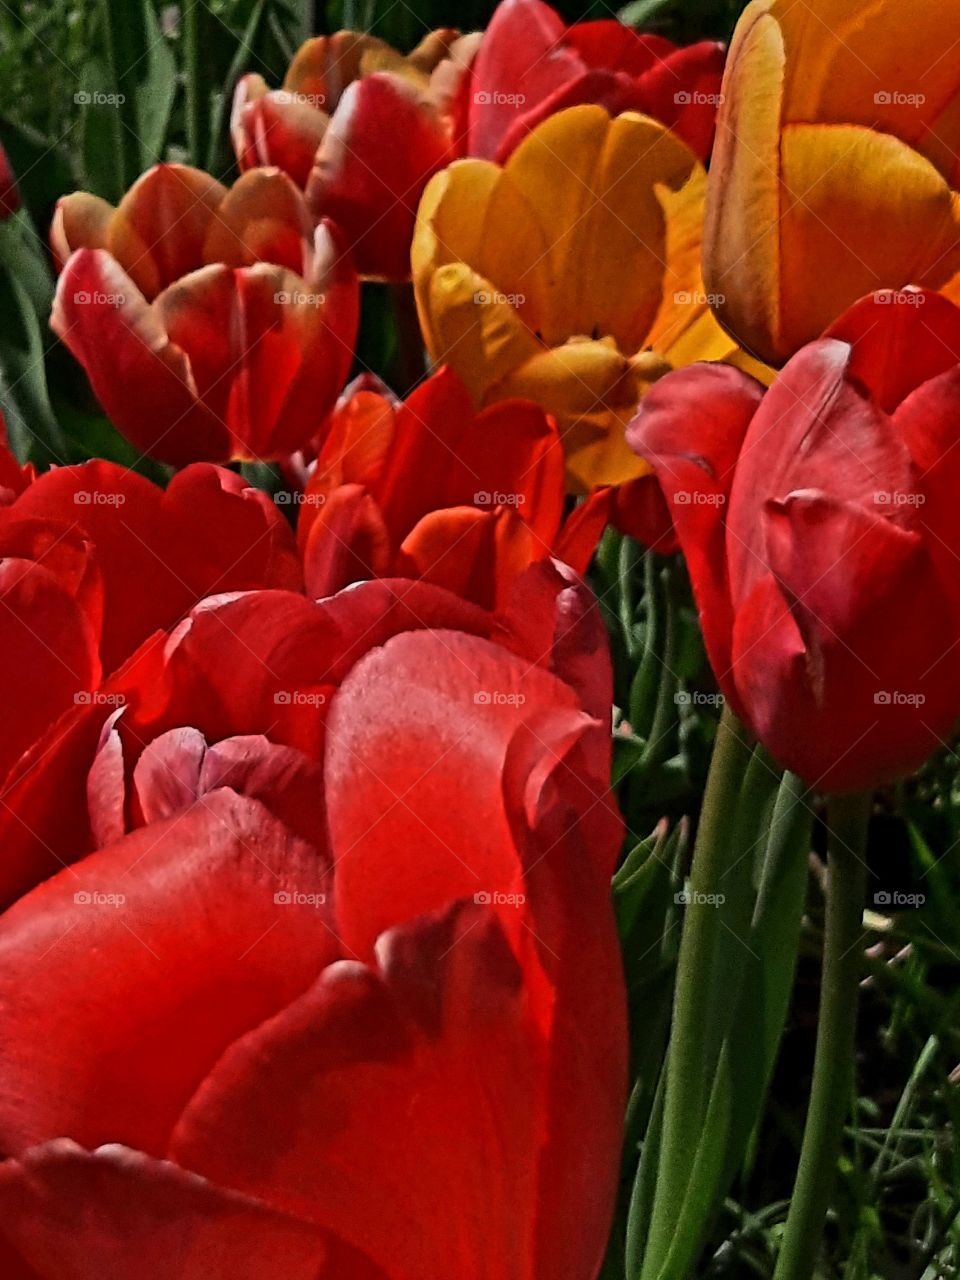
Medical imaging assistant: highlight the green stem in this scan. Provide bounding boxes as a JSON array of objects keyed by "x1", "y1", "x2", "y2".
[
  {"x1": 639, "y1": 707, "x2": 755, "y2": 1274},
  {"x1": 773, "y1": 791, "x2": 871, "y2": 1280},
  {"x1": 183, "y1": 1, "x2": 207, "y2": 169},
  {"x1": 97, "y1": 0, "x2": 139, "y2": 196},
  {"x1": 640, "y1": 558, "x2": 680, "y2": 765},
  {"x1": 619, "y1": 537, "x2": 644, "y2": 663}
]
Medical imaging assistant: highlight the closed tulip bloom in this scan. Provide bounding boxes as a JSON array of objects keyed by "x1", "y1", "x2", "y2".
[
  {"x1": 51, "y1": 165, "x2": 358, "y2": 464},
  {"x1": 458, "y1": 0, "x2": 726, "y2": 162},
  {"x1": 297, "y1": 366, "x2": 611, "y2": 605},
  {"x1": 627, "y1": 289, "x2": 960, "y2": 792},
  {"x1": 703, "y1": 0, "x2": 960, "y2": 365},
  {"x1": 0, "y1": 571, "x2": 625, "y2": 1279},
  {"x1": 414, "y1": 104, "x2": 759, "y2": 495},
  {"x1": 232, "y1": 30, "x2": 464, "y2": 280}
]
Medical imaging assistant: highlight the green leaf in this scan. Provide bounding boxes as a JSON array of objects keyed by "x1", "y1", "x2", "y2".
[
  {"x1": 0, "y1": 236, "x2": 65, "y2": 465},
  {"x1": 132, "y1": 0, "x2": 177, "y2": 168},
  {"x1": 619, "y1": 0, "x2": 674, "y2": 28}
]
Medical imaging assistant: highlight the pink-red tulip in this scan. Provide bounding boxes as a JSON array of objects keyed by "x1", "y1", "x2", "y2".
[
  {"x1": 628, "y1": 289, "x2": 960, "y2": 791},
  {"x1": 0, "y1": 570, "x2": 625, "y2": 1280}
]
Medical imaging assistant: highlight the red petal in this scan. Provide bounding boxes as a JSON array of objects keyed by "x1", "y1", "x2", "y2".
[
  {"x1": 323, "y1": 625, "x2": 590, "y2": 956},
  {"x1": 468, "y1": 0, "x2": 579, "y2": 160},
  {"x1": 0, "y1": 791, "x2": 334, "y2": 1157},
  {"x1": 627, "y1": 362, "x2": 764, "y2": 692},
  {"x1": 170, "y1": 904, "x2": 547, "y2": 1279},
  {"x1": 306, "y1": 75, "x2": 453, "y2": 280},
  {"x1": 0, "y1": 1141, "x2": 385, "y2": 1279},
  {"x1": 827, "y1": 287, "x2": 960, "y2": 413},
  {"x1": 0, "y1": 523, "x2": 102, "y2": 783},
  {"x1": 51, "y1": 250, "x2": 231, "y2": 464}
]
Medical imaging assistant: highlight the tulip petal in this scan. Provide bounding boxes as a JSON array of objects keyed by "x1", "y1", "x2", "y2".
[
  {"x1": 0, "y1": 525, "x2": 102, "y2": 784},
  {"x1": 826, "y1": 287, "x2": 960, "y2": 413},
  {"x1": 106, "y1": 165, "x2": 227, "y2": 300},
  {"x1": 702, "y1": 5, "x2": 785, "y2": 363},
  {"x1": 467, "y1": 0, "x2": 577, "y2": 159},
  {"x1": 51, "y1": 250, "x2": 232, "y2": 464},
  {"x1": 0, "y1": 1141, "x2": 386, "y2": 1279},
  {"x1": 306, "y1": 74, "x2": 453, "y2": 281},
  {"x1": 170, "y1": 903, "x2": 544, "y2": 1279},
  {"x1": 0, "y1": 791, "x2": 334, "y2": 1158},
  {"x1": 202, "y1": 168, "x2": 312, "y2": 275},
  {"x1": 627, "y1": 361, "x2": 765, "y2": 697},
  {"x1": 777, "y1": 123, "x2": 960, "y2": 354},
  {"x1": 323, "y1": 625, "x2": 586, "y2": 955}
]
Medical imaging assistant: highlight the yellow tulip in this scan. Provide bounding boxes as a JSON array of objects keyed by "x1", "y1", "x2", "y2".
[
  {"x1": 704, "y1": 0, "x2": 960, "y2": 365},
  {"x1": 412, "y1": 104, "x2": 755, "y2": 492}
]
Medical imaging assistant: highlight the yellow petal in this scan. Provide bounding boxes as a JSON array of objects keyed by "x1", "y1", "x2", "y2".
[
  {"x1": 501, "y1": 106, "x2": 705, "y2": 352},
  {"x1": 422, "y1": 262, "x2": 541, "y2": 403},
  {"x1": 50, "y1": 192, "x2": 114, "y2": 264},
  {"x1": 772, "y1": 0, "x2": 960, "y2": 183},
  {"x1": 489, "y1": 338, "x2": 645, "y2": 490},
  {"x1": 703, "y1": 3, "x2": 785, "y2": 364},
  {"x1": 777, "y1": 122, "x2": 960, "y2": 354},
  {"x1": 412, "y1": 160, "x2": 550, "y2": 341}
]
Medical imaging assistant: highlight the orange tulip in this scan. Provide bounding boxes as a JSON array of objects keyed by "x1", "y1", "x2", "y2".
[
  {"x1": 51, "y1": 164, "x2": 358, "y2": 465},
  {"x1": 413, "y1": 104, "x2": 760, "y2": 494},
  {"x1": 704, "y1": 0, "x2": 960, "y2": 365}
]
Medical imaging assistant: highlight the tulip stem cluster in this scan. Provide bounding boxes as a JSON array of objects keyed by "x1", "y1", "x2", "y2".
[{"x1": 773, "y1": 792, "x2": 872, "y2": 1280}]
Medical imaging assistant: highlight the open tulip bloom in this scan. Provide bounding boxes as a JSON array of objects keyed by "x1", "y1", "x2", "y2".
[
  {"x1": 51, "y1": 165, "x2": 359, "y2": 464},
  {"x1": 2, "y1": 0, "x2": 960, "y2": 1276}
]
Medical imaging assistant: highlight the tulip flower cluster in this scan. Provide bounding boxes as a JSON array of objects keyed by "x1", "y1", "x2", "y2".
[{"x1": 0, "y1": 0, "x2": 957, "y2": 1276}]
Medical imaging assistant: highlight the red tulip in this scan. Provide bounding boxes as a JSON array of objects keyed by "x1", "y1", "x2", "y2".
[
  {"x1": 232, "y1": 31, "x2": 463, "y2": 280},
  {"x1": 0, "y1": 143, "x2": 19, "y2": 220},
  {"x1": 457, "y1": 0, "x2": 726, "y2": 162},
  {"x1": 0, "y1": 570, "x2": 625, "y2": 1279},
  {"x1": 627, "y1": 288, "x2": 960, "y2": 792},
  {"x1": 50, "y1": 165, "x2": 358, "y2": 464},
  {"x1": 296, "y1": 365, "x2": 614, "y2": 606},
  {"x1": 0, "y1": 455, "x2": 300, "y2": 789}
]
